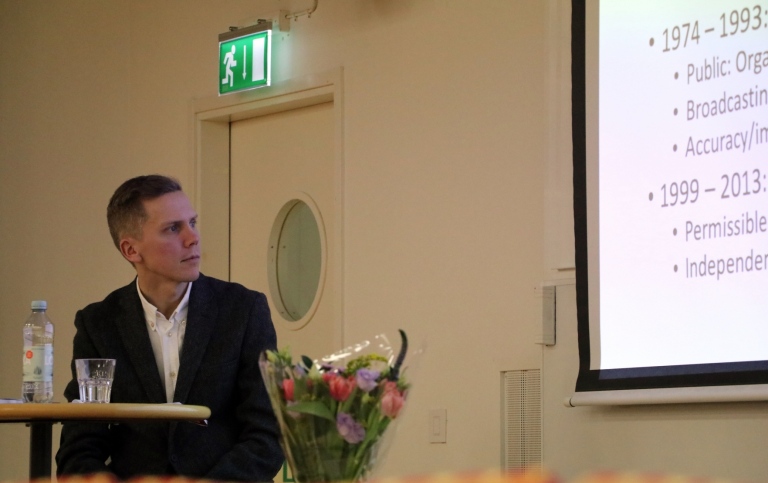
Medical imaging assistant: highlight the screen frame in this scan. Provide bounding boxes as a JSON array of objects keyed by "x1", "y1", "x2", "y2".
[{"x1": 571, "y1": 0, "x2": 768, "y2": 395}]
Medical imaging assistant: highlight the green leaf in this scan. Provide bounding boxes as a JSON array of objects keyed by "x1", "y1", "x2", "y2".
[{"x1": 287, "y1": 401, "x2": 335, "y2": 421}]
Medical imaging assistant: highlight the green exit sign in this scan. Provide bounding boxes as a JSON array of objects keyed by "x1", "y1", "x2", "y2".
[{"x1": 219, "y1": 23, "x2": 272, "y2": 95}]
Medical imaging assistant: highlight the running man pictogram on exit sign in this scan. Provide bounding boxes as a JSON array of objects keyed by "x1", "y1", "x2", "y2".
[{"x1": 218, "y1": 22, "x2": 272, "y2": 95}]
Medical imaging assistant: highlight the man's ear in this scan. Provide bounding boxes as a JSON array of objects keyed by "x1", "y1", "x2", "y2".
[{"x1": 119, "y1": 238, "x2": 142, "y2": 264}]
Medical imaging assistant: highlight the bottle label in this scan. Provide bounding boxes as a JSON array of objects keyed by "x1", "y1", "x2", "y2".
[{"x1": 22, "y1": 345, "x2": 53, "y2": 382}]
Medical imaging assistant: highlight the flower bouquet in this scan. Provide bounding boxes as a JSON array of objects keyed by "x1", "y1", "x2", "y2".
[{"x1": 259, "y1": 330, "x2": 413, "y2": 483}]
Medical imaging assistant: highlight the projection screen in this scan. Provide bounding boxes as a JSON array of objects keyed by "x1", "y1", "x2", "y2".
[{"x1": 570, "y1": 0, "x2": 768, "y2": 405}]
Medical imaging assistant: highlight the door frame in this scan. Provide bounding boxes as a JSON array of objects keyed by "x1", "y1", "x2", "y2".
[{"x1": 193, "y1": 67, "x2": 344, "y2": 343}]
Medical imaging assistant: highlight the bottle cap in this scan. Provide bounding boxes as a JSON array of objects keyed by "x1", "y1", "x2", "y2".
[{"x1": 31, "y1": 300, "x2": 47, "y2": 310}]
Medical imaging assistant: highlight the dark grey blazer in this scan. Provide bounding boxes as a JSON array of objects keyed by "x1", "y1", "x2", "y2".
[{"x1": 55, "y1": 274, "x2": 284, "y2": 481}]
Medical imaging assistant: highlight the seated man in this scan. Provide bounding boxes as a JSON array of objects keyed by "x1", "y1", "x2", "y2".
[{"x1": 56, "y1": 174, "x2": 283, "y2": 481}]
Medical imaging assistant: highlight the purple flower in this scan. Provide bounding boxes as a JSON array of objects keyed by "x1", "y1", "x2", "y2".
[
  {"x1": 355, "y1": 369, "x2": 380, "y2": 392},
  {"x1": 336, "y1": 412, "x2": 365, "y2": 444}
]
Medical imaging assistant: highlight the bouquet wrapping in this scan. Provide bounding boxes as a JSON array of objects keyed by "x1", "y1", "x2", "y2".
[{"x1": 260, "y1": 330, "x2": 413, "y2": 483}]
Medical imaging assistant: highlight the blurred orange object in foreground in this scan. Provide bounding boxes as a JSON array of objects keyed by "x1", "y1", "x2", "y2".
[
  {"x1": 38, "y1": 468, "x2": 754, "y2": 483},
  {"x1": 368, "y1": 469, "x2": 559, "y2": 483},
  {"x1": 572, "y1": 471, "x2": 738, "y2": 483}
]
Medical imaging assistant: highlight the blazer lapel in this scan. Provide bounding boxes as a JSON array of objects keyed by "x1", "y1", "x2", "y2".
[
  {"x1": 115, "y1": 281, "x2": 167, "y2": 403},
  {"x1": 174, "y1": 274, "x2": 218, "y2": 403}
]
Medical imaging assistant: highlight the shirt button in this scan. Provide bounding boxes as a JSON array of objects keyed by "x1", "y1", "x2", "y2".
[{"x1": 170, "y1": 372, "x2": 176, "y2": 378}]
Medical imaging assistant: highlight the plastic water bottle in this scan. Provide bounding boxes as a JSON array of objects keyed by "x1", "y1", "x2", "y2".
[{"x1": 22, "y1": 300, "x2": 54, "y2": 403}]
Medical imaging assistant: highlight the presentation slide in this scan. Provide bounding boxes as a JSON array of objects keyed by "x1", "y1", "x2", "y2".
[{"x1": 596, "y1": 1, "x2": 768, "y2": 371}]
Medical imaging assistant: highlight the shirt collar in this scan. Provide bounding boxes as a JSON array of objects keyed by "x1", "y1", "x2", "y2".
[{"x1": 136, "y1": 278, "x2": 192, "y2": 323}]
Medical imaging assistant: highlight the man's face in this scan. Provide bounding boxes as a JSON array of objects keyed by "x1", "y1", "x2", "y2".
[{"x1": 126, "y1": 191, "x2": 201, "y2": 286}]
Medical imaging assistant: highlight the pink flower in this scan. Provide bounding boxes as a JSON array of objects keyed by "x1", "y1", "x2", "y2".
[
  {"x1": 381, "y1": 388, "x2": 405, "y2": 418},
  {"x1": 328, "y1": 374, "x2": 355, "y2": 402},
  {"x1": 282, "y1": 379, "x2": 295, "y2": 401},
  {"x1": 382, "y1": 380, "x2": 399, "y2": 394}
]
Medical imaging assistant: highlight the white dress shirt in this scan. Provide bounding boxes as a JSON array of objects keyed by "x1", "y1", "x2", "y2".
[{"x1": 136, "y1": 279, "x2": 191, "y2": 403}]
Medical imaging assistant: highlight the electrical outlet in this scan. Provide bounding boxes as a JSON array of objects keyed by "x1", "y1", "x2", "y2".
[{"x1": 429, "y1": 408, "x2": 447, "y2": 443}]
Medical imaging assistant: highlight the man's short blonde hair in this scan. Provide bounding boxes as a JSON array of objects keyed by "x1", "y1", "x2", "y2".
[{"x1": 106, "y1": 175, "x2": 182, "y2": 249}]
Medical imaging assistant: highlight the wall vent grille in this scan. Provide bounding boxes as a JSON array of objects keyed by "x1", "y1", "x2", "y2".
[{"x1": 502, "y1": 369, "x2": 542, "y2": 470}]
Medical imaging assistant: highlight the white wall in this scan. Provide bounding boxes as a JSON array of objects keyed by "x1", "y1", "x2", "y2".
[
  {"x1": 2, "y1": 1, "x2": 763, "y2": 483},
  {"x1": 0, "y1": 1, "x2": 552, "y2": 479},
  {"x1": 542, "y1": 284, "x2": 768, "y2": 481}
]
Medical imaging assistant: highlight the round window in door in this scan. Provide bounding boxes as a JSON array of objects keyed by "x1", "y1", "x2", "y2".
[{"x1": 267, "y1": 195, "x2": 325, "y2": 326}]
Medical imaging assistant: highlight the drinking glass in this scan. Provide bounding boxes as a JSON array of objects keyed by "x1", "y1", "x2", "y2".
[{"x1": 75, "y1": 359, "x2": 115, "y2": 403}]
